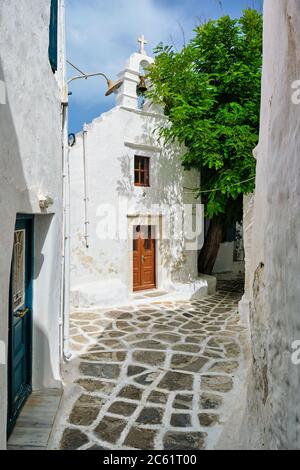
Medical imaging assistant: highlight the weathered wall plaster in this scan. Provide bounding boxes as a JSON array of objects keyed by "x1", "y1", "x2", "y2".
[
  {"x1": 0, "y1": 1, "x2": 64, "y2": 448},
  {"x1": 238, "y1": 194, "x2": 254, "y2": 325},
  {"x1": 241, "y1": 0, "x2": 300, "y2": 449}
]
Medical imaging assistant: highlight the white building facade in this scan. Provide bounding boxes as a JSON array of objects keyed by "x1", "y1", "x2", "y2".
[
  {"x1": 240, "y1": 0, "x2": 300, "y2": 449},
  {"x1": 0, "y1": 0, "x2": 66, "y2": 448},
  {"x1": 69, "y1": 48, "x2": 208, "y2": 309}
]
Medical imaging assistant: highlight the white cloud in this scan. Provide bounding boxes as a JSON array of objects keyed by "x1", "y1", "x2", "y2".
[{"x1": 66, "y1": 0, "x2": 194, "y2": 107}]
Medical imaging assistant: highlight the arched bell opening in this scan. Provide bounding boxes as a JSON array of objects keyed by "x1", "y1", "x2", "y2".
[{"x1": 137, "y1": 59, "x2": 151, "y2": 110}]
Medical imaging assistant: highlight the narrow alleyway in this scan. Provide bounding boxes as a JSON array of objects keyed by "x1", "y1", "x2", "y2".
[{"x1": 53, "y1": 281, "x2": 246, "y2": 450}]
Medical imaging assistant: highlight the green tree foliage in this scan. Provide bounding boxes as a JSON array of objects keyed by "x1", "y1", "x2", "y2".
[{"x1": 147, "y1": 9, "x2": 262, "y2": 223}]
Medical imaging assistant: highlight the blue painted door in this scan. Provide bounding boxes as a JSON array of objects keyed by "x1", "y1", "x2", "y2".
[{"x1": 7, "y1": 217, "x2": 33, "y2": 437}]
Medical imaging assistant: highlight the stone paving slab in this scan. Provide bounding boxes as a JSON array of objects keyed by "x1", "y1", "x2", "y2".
[{"x1": 53, "y1": 280, "x2": 246, "y2": 450}]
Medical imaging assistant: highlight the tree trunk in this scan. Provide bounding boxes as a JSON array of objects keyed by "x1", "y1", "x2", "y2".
[{"x1": 198, "y1": 217, "x2": 224, "y2": 275}]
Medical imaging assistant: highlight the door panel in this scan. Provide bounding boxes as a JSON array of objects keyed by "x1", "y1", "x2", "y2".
[
  {"x1": 133, "y1": 232, "x2": 141, "y2": 291},
  {"x1": 7, "y1": 217, "x2": 33, "y2": 437},
  {"x1": 133, "y1": 226, "x2": 156, "y2": 292}
]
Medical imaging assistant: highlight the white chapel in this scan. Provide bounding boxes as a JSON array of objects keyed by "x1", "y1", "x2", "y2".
[{"x1": 69, "y1": 39, "x2": 210, "y2": 309}]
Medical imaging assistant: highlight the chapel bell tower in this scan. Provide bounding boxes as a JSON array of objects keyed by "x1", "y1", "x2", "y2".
[{"x1": 116, "y1": 35, "x2": 153, "y2": 110}]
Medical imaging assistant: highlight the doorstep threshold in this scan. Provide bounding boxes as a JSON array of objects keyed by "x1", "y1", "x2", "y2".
[{"x1": 7, "y1": 389, "x2": 62, "y2": 450}]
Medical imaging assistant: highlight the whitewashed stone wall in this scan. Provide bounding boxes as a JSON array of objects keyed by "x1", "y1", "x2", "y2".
[
  {"x1": 238, "y1": 194, "x2": 254, "y2": 325},
  {"x1": 0, "y1": 1, "x2": 64, "y2": 448},
  {"x1": 241, "y1": 0, "x2": 300, "y2": 449},
  {"x1": 242, "y1": 195, "x2": 254, "y2": 294}
]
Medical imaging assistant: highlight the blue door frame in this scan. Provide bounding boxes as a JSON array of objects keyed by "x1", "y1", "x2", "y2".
[{"x1": 7, "y1": 215, "x2": 33, "y2": 437}]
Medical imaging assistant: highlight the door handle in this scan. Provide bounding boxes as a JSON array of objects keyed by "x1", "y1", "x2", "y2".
[
  {"x1": 14, "y1": 308, "x2": 29, "y2": 319},
  {"x1": 141, "y1": 255, "x2": 145, "y2": 265}
]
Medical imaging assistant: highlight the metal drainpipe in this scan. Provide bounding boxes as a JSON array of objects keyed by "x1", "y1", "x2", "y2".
[
  {"x1": 59, "y1": 0, "x2": 72, "y2": 362},
  {"x1": 62, "y1": 140, "x2": 72, "y2": 361},
  {"x1": 82, "y1": 124, "x2": 90, "y2": 249}
]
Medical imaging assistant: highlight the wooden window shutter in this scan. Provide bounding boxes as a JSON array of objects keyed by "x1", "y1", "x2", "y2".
[
  {"x1": 49, "y1": 0, "x2": 58, "y2": 72},
  {"x1": 134, "y1": 156, "x2": 150, "y2": 187}
]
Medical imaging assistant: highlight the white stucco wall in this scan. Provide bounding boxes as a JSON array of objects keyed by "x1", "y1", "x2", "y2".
[
  {"x1": 69, "y1": 53, "x2": 202, "y2": 308},
  {"x1": 213, "y1": 243, "x2": 235, "y2": 274},
  {"x1": 241, "y1": 0, "x2": 300, "y2": 449},
  {"x1": 0, "y1": 1, "x2": 64, "y2": 448}
]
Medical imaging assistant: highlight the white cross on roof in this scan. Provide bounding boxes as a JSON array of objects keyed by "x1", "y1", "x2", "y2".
[{"x1": 138, "y1": 35, "x2": 148, "y2": 55}]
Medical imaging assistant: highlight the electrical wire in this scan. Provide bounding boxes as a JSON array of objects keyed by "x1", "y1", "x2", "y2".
[{"x1": 183, "y1": 176, "x2": 256, "y2": 194}]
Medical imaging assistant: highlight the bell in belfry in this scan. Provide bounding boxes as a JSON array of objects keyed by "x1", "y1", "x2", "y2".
[{"x1": 137, "y1": 75, "x2": 148, "y2": 93}]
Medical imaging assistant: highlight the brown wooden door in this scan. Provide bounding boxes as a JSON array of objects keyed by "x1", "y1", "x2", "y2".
[{"x1": 133, "y1": 226, "x2": 156, "y2": 292}]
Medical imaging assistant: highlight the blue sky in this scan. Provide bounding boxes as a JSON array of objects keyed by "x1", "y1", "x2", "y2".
[{"x1": 66, "y1": 0, "x2": 262, "y2": 134}]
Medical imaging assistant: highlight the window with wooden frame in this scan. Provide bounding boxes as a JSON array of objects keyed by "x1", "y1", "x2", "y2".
[{"x1": 134, "y1": 156, "x2": 150, "y2": 187}]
